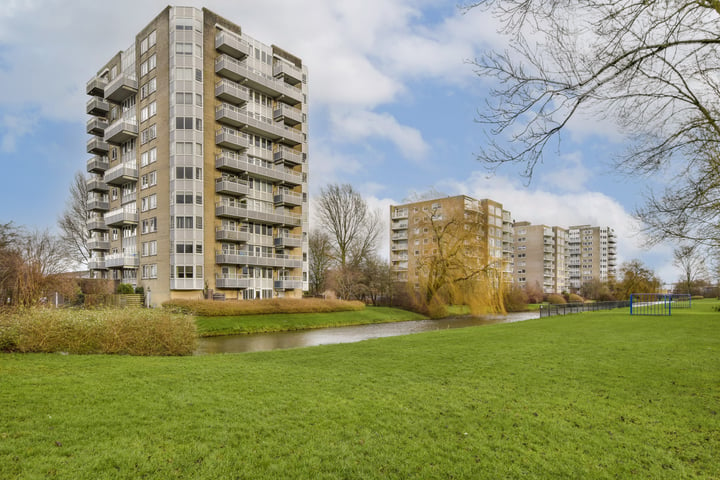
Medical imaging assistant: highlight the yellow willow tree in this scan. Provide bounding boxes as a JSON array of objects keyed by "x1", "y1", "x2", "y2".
[{"x1": 414, "y1": 205, "x2": 506, "y2": 317}]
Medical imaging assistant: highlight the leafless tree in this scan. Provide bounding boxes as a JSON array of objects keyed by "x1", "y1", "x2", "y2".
[
  {"x1": 467, "y1": 1, "x2": 720, "y2": 244},
  {"x1": 316, "y1": 183, "x2": 381, "y2": 268},
  {"x1": 58, "y1": 171, "x2": 90, "y2": 267},
  {"x1": 308, "y1": 229, "x2": 333, "y2": 295},
  {"x1": 673, "y1": 244, "x2": 708, "y2": 295}
]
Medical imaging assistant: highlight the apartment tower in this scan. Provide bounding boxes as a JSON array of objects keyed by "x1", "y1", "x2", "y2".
[
  {"x1": 85, "y1": 6, "x2": 309, "y2": 305},
  {"x1": 513, "y1": 222, "x2": 567, "y2": 294},
  {"x1": 389, "y1": 195, "x2": 514, "y2": 286},
  {"x1": 566, "y1": 225, "x2": 617, "y2": 291}
]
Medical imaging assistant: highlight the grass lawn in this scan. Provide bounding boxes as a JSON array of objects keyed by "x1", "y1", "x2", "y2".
[
  {"x1": 195, "y1": 306, "x2": 427, "y2": 336},
  {"x1": 1, "y1": 301, "x2": 719, "y2": 479}
]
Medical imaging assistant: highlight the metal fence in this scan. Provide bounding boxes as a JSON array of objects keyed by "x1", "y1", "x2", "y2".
[
  {"x1": 539, "y1": 300, "x2": 631, "y2": 317},
  {"x1": 629, "y1": 293, "x2": 691, "y2": 316}
]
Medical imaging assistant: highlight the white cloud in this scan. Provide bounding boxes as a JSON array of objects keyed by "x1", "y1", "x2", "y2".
[
  {"x1": 1, "y1": 112, "x2": 35, "y2": 153},
  {"x1": 330, "y1": 110, "x2": 430, "y2": 160},
  {"x1": 537, "y1": 151, "x2": 591, "y2": 192}
]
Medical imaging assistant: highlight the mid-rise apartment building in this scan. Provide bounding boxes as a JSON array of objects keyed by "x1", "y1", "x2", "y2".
[
  {"x1": 85, "y1": 6, "x2": 308, "y2": 305},
  {"x1": 389, "y1": 195, "x2": 514, "y2": 285},
  {"x1": 513, "y1": 222, "x2": 567, "y2": 294},
  {"x1": 566, "y1": 225, "x2": 617, "y2": 291}
]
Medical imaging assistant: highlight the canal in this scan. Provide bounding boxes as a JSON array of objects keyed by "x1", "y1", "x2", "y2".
[{"x1": 196, "y1": 311, "x2": 540, "y2": 354}]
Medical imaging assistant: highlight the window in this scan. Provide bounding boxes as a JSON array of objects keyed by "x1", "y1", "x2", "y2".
[
  {"x1": 141, "y1": 264, "x2": 158, "y2": 279},
  {"x1": 141, "y1": 171, "x2": 157, "y2": 189},
  {"x1": 175, "y1": 42, "x2": 193, "y2": 55},
  {"x1": 176, "y1": 92, "x2": 193, "y2": 104},
  {"x1": 142, "y1": 240, "x2": 157, "y2": 257},
  {"x1": 176, "y1": 266, "x2": 194, "y2": 278},
  {"x1": 176, "y1": 216, "x2": 193, "y2": 228},
  {"x1": 175, "y1": 192, "x2": 193, "y2": 204},
  {"x1": 176, "y1": 67, "x2": 193, "y2": 81},
  {"x1": 140, "y1": 101, "x2": 156, "y2": 122},
  {"x1": 148, "y1": 30, "x2": 156, "y2": 47},
  {"x1": 141, "y1": 124, "x2": 157, "y2": 144},
  {"x1": 176, "y1": 18, "x2": 193, "y2": 30},
  {"x1": 175, "y1": 142, "x2": 193, "y2": 155},
  {"x1": 195, "y1": 118, "x2": 202, "y2": 131},
  {"x1": 140, "y1": 77, "x2": 156, "y2": 99},
  {"x1": 176, "y1": 243, "x2": 194, "y2": 254},
  {"x1": 175, "y1": 166, "x2": 194, "y2": 179},
  {"x1": 140, "y1": 147, "x2": 157, "y2": 166},
  {"x1": 195, "y1": 68, "x2": 202, "y2": 82},
  {"x1": 175, "y1": 117, "x2": 194, "y2": 129},
  {"x1": 141, "y1": 217, "x2": 157, "y2": 234},
  {"x1": 196, "y1": 94, "x2": 202, "y2": 106},
  {"x1": 196, "y1": 216, "x2": 203, "y2": 229},
  {"x1": 140, "y1": 54, "x2": 156, "y2": 76},
  {"x1": 141, "y1": 194, "x2": 157, "y2": 212}
]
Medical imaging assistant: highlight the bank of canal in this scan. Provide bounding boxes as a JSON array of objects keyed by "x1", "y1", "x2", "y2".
[{"x1": 196, "y1": 311, "x2": 539, "y2": 354}]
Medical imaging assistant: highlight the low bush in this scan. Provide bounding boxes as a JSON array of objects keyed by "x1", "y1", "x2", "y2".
[
  {"x1": 162, "y1": 297, "x2": 365, "y2": 316},
  {"x1": 546, "y1": 293, "x2": 567, "y2": 304},
  {"x1": 503, "y1": 285, "x2": 529, "y2": 312},
  {"x1": 117, "y1": 283, "x2": 135, "y2": 294},
  {"x1": 0, "y1": 308, "x2": 196, "y2": 355},
  {"x1": 567, "y1": 293, "x2": 584, "y2": 303}
]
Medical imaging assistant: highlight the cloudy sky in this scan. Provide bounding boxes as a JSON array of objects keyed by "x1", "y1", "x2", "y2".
[{"x1": 0, "y1": 0, "x2": 680, "y2": 283}]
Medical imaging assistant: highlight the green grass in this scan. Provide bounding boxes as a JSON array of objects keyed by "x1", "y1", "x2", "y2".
[
  {"x1": 1, "y1": 301, "x2": 719, "y2": 478},
  {"x1": 195, "y1": 306, "x2": 427, "y2": 336}
]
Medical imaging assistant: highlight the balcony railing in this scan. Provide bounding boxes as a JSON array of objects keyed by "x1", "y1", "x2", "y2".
[
  {"x1": 215, "y1": 79, "x2": 249, "y2": 104},
  {"x1": 272, "y1": 61, "x2": 303, "y2": 85},
  {"x1": 88, "y1": 239, "x2": 110, "y2": 251},
  {"x1": 274, "y1": 190, "x2": 303, "y2": 206},
  {"x1": 215, "y1": 251, "x2": 303, "y2": 268},
  {"x1": 215, "y1": 274, "x2": 253, "y2": 289},
  {"x1": 104, "y1": 162, "x2": 138, "y2": 186},
  {"x1": 87, "y1": 198, "x2": 110, "y2": 212},
  {"x1": 215, "y1": 227, "x2": 250, "y2": 243},
  {"x1": 104, "y1": 119, "x2": 138, "y2": 145},
  {"x1": 274, "y1": 277, "x2": 304, "y2": 290},
  {"x1": 86, "y1": 97, "x2": 109, "y2": 116},
  {"x1": 215, "y1": 203, "x2": 302, "y2": 227},
  {"x1": 86, "y1": 76, "x2": 107, "y2": 97},
  {"x1": 391, "y1": 210, "x2": 408, "y2": 219},
  {"x1": 216, "y1": 128, "x2": 249, "y2": 150},
  {"x1": 88, "y1": 218, "x2": 108, "y2": 231},
  {"x1": 391, "y1": 221, "x2": 408, "y2": 230},
  {"x1": 86, "y1": 177, "x2": 108, "y2": 193},
  {"x1": 86, "y1": 156, "x2": 109, "y2": 174},
  {"x1": 273, "y1": 104, "x2": 302, "y2": 126},
  {"x1": 104, "y1": 72, "x2": 138, "y2": 103},
  {"x1": 215, "y1": 177, "x2": 248, "y2": 196},
  {"x1": 215, "y1": 151, "x2": 303, "y2": 185},
  {"x1": 86, "y1": 117, "x2": 108, "y2": 136},
  {"x1": 274, "y1": 234, "x2": 302, "y2": 249},
  {"x1": 216, "y1": 103, "x2": 303, "y2": 145},
  {"x1": 105, "y1": 207, "x2": 138, "y2": 227},
  {"x1": 215, "y1": 31, "x2": 251, "y2": 59},
  {"x1": 88, "y1": 258, "x2": 107, "y2": 270},
  {"x1": 87, "y1": 137, "x2": 109, "y2": 155},
  {"x1": 273, "y1": 146, "x2": 303, "y2": 165},
  {"x1": 105, "y1": 253, "x2": 139, "y2": 269},
  {"x1": 215, "y1": 54, "x2": 303, "y2": 105}
]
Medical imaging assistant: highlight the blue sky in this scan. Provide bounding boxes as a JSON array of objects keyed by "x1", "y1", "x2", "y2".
[{"x1": 0, "y1": 0, "x2": 681, "y2": 283}]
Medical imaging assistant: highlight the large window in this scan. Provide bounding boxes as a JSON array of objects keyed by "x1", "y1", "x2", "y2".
[
  {"x1": 140, "y1": 101, "x2": 157, "y2": 122},
  {"x1": 140, "y1": 147, "x2": 157, "y2": 166},
  {"x1": 141, "y1": 217, "x2": 157, "y2": 234},
  {"x1": 141, "y1": 194, "x2": 157, "y2": 212},
  {"x1": 141, "y1": 264, "x2": 157, "y2": 279}
]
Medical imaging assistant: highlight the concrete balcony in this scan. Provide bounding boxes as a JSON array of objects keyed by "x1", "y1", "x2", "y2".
[
  {"x1": 215, "y1": 79, "x2": 249, "y2": 105},
  {"x1": 87, "y1": 156, "x2": 109, "y2": 174},
  {"x1": 273, "y1": 104, "x2": 302, "y2": 126},
  {"x1": 215, "y1": 203, "x2": 302, "y2": 227},
  {"x1": 88, "y1": 238, "x2": 110, "y2": 251},
  {"x1": 87, "y1": 137, "x2": 109, "y2": 155},
  {"x1": 105, "y1": 208, "x2": 138, "y2": 227},
  {"x1": 278, "y1": 125, "x2": 303, "y2": 146},
  {"x1": 215, "y1": 54, "x2": 302, "y2": 103},
  {"x1": 215, "y1": 252, "x2": 303, "y2": 269},
  {"x1": 87, "y1": 198, "x2": 109, "y2": 212},
  {"x1": 105, "y1": 253, "x2": 139, "y2": 269},
  {"x1": 104, "y1": 119, "x2": 138, "y2": 145},
  {"x1": 215, "y1": 151, "x2": 303, "y2": 185},
  {"x1": 104, "y1": 162, "x2": 138, "y2": 186},
  {"x1": 86, "y1": 177, "x2": 109, "y2": 193},
  {"x1": 216, "y1": 227, "x2": 250, "y2": 243},
  {"x1": 274, "y1": 277, "x2": 303, "y2": 290},
  {"x1": 86, "y1": 76, "x2": 107, "y2": 97},
  {"x1": 88, "y1": 258, "x2": 107, "y2": 270},
  {"x1": 215, "y1": 151, "x2": 249, "y2": 173},
  {"x1": 215, "y1": 274, "x2": 253, "y2": 289},
  {"x1": 86, "y1": 97, "x2": 110, "y2": 116},
  {"x1": 86, "y1": 117, "x2": 108, "y2": 136},
  {"x1": 392, "y1": 231, "x2": 408, "y2": 240},
  {"x1": 104, "y1": 72, "x2": 138, "y2": 103},
  {"x1": 274, "y1": 234, "x2": 302, "y2": 249},
  {"x1": 215, "y1": 31, "x2": 251, "y2": 59},
  {"x1": 88, "y1": 218, "x2": 108, "y2": 231},
  {"x1": 121, "y1": 192, "x2": 137, "y2": 205},
  {"x1": 274, "y1": 190, "x2": 303, "y2": 207},
  {"x1": 391, "y1": 221, "x2": 408, "y2": 230},
  {"x1": 216, "y1": 128, "x2": 249, "y2": 150},
  {"x1": 215, "y1": 177, "x2": 248, "y2": 196},
  {"x1": 216, "y1": 104, "x2": 300, "y2": 143},
  {"x1": 273, "y1": 61, "x2": 302, "y2": 86},
  {"x1": 273, "y1": 146, "x2": 303, "y2": 165}
]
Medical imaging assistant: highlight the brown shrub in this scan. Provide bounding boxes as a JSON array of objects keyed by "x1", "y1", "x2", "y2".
[
  {"x1": 162, "y1": 297, "x2": 365, "y2": 316},
  {"x1": 567, "y1": 293, "x2": 584, "y2": 304},
  {"x1": 546, "y1": 294, "x2": 567, "y2": 305},
  {"x1": 0, "y1": 308, "x2": 196, "y2": 355}
]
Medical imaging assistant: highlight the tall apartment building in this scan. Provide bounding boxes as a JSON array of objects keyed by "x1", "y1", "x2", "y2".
[
  {"x1": 389, "y1": 195, "x2": 514, "y2": 285},
  {"x1": 566, "y1": 225, "x2": 617, "y2": 291},
  {"x1": 85, "y1": 6, "x2": 309, "y2": 305},
  {"x1": 513, "y1": 222, "x2": 567, "y2": 294}
]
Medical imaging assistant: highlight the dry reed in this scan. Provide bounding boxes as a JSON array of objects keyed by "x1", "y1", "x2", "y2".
[{"x1": 162, "y1": 297, "x2": 365, "y2": 316}]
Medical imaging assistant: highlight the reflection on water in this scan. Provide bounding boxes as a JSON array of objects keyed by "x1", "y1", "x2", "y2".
[{"x1": 195, "y1": 311, "x2": 539, "y2": 355}]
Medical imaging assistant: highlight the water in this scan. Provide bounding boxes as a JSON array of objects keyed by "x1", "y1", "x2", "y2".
[{"x1": 195, "y1": 311, "x2": 540, "y2": 354}]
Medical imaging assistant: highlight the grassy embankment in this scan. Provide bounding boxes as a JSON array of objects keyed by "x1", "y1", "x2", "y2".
[
  {"x1": 1, "y1": 301, "x2": 719, "y2": 478},
  {"x1": 164, "y1": 298, "x2": 427, "y2": 336}
]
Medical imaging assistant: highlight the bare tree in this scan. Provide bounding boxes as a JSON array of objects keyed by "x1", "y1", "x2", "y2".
[
  {"x1": 58, "y1": 171, "x2": 90, "y2": 267},
  {"x1": 308, "y1": 229, "x2": 333, "y2": 296},
  {"x1": 616, "y1": 259, "x2": 661, "y2": 300},
  {"x1": 316, "y1": 184, "x2": 381, "y2": 268},
  {"x1": 673, "y1": 244, "x2": 708, "y2": 295},
  {"x1": 468, "y1": 1, "x2": 720, "y2": 244}
]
